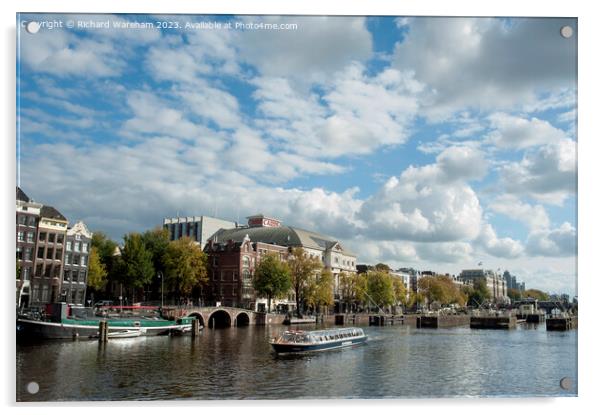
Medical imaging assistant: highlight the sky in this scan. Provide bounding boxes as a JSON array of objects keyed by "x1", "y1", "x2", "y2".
[{"x1": 16, "y1": 14, "x2": 577, "y2": 295}]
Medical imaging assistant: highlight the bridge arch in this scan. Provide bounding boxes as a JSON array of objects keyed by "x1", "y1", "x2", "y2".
[
  {"x1": 208, "y1": 309, "x2": 232, "y2": 329},
  {"x1": 234, "y1": 311, "x2": 251, "y2": 327},
  {"x1": 188, "y1": 312, "x2": 205, "y2": 327}
]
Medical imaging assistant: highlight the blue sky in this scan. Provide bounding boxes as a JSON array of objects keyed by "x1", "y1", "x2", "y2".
[{"x1": 16, "y1": 14, "x2": 577, "y2": 295}]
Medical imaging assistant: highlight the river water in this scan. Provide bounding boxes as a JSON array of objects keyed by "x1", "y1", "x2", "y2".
[{"x1": 16, "y1": 323, "x2": 577, "y2": 400}]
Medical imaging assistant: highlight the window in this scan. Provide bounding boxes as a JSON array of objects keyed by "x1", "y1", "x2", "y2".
[
  {"x1": 37, "y1": 247, "x2": 44, "y2": 259},
  {"x1": 82, "y1": 242, "x2": 88, "y2": 253},
  {"x1": 75, "y1": 234, "x2": 81, "y2": 241},
  {"x1": 55, "y1": 249, "x2": 63, "y2": 261},
  {"x1": 32, "y1": 285, "x2": 40, "y2": 302},
  {"x1": 35, "y1": 264, "x2": 43, "y2": 277},
  {"x1": 64, "y1": 270, "x2": 71, "y2": 282},
  {"x1": 54, "y1": 267, "x2": 62, "y2": 278},
  {"x1": 27, "y1": 232, "x2": 34, "y2": 243},
  {"x1": 74, "y1": 242, "x2": 80, "y2": 252},
  {"x1": 24, "y1": 247, "x2": 32, "y2": 261},
  {"x1": 79, "y1": 270, "x2": 86, "y2": 283},
  {"x1": 213, "y1": 271, "x2": 217, "y2": 281},
  {"x1": 41, "y1": 285, "x2": 50, "y2": 302},
  {"x1": 66, "y1": 241, "x2": 72, "y2": 251},
  {"x1": 23, "y1": 267, "x2": 30, "y2": 281},
  {"x1": 48, "y1": 233, "x2": 56, "y2": 243},
  {"x1": 46, "y1": 248, "x2": 54, "y2": 259},
  {"x1": 220, "y1": 271, "x2": 225, "y2": 281},
  {"x1": 18, "y1": 215, "x2": 27, "y2": 225},
  {"x1": 16, "y1": 246, "x2": 23, "y2": 260},
  {"x1": 28, "y1": 216, "x2": 36, "y2": 226},
  {"x1": 73, "y1": 255, "x2": 80, "y2": 267},
  {"x1": 242, "y1": 269, "x2": 251, "y2": 280},
  {"x1": 39, "y1": 232, "x2": 46, "y2": 242},
  {"x1": 80, "y1": 255, "x2": 87, "y2": 267},
  {"x1": 65, "y1": 253, "x2": 71, "y2": 265},
  {"x1": 71, "y1": 290, "x2": 77, "y2": 304},
  {"x1": 57, "y1": 234, "x2": 64, "y2": 244},
  {"x1": 242, "y1": 256, "x2": 250, "y2": 267},
  {"x1": 44, "y1": 266, "x2": 52, "y2": 278},
  {"x1": 17, "y1": 231, "x2": 24, "y2": 242}
]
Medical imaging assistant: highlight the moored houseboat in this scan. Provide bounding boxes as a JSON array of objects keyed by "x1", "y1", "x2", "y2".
[
  {"x1": 270, "y1": 327, "x2": 367, "y2": 354},
  {"x1": 17, "y1": 303, "x2": 194, "y2": 340}
]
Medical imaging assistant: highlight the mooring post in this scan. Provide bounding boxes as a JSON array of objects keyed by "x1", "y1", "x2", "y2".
[
  {"x1": 99, "y1": 321, "x2": 108, "y2": 342},
  {"x1": 192, "y1": 319, "x2": 200, "y2": 337}
]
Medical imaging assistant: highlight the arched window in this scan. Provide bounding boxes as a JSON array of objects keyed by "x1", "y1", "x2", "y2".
[{"x1": 243, "y1": 256, "x2": 250, "y2": 268}]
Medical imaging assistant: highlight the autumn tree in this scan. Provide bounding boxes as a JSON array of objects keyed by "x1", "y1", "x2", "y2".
[
  {"x1": 87, "y1": 247, "x2": 108, "y2": 291},
  {"x1": 466, "y1": 278, "x2": 491, "y2": 307},
  {"x1": 305, "y1": 268, "x2": 334, "y2": 314},
  {"x1": 288, "y1": 247, "x2": 322, "y2": 317},
  {"x1": 253, "y1": 253, "x2": 291, "y2": 313},
  {"x1": 418, "y1": 275, "x2": 467, "y2": 308},
  {"x1": 507, "y1": 288, "x2": 523, "y2": 302},
  {"x1": 392, "y1": 277, "x2": 407, "y2": 306},
  {"x1": 163, "y1": 237, "x2": 208, "y2": 300},
  {"x1": 523, "y1": 289, "x2": 550, "y2": 301},
  {"x1": 339, "y1": 271, "x2": 358, "y2": 313}
]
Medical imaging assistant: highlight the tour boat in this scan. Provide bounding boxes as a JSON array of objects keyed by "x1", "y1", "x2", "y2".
[{"x1": 270, "y1": 327, "x2": 367, "y2": 354}]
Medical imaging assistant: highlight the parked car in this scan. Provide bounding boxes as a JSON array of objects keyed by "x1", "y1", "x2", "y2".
[{"x1": 94, "y1": 300, "x2": 113, "y2": 307}]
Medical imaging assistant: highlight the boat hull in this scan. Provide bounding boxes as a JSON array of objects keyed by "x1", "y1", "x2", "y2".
[
  {"x1": 16, "y1": 318, "x2": 189, "y2": 340},
  {"x1": 270, "y1": 335, "x2": 367, "y2": 354}
]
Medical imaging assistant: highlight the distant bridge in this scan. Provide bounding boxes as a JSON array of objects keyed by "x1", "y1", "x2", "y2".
[{"x1": 163, "y1": 306, "x2": 265, "y2": 328}]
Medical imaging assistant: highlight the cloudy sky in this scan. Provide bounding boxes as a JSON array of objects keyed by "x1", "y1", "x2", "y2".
[{"x1": 17, "y1": 14, "x2": 577, "y2": 295}]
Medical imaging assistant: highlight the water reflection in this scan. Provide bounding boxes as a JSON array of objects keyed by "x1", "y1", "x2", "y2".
[{"x1": 17, "y1": 324, "x2": 577, "y2": 401}]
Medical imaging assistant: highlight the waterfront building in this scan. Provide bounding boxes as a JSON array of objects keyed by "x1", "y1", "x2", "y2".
[
  {"x1": 204, "y1": 234, "x2": 290, "y2": 311},
  {"x1": 458, "y1": 269, "x2": 508, "y2": 301},
  {"x1": 61, "y1": 221, "x2": 93, "y2": 305},
  {"x1": 16, "y1": 188, "x2": 42, "y2": 308},
  {"x1": 163, "y1": 215, "x2": 236, "y2": 249},
  {"x1": 31, "y1": 205, "x2": 69, "y2": 306},
  {"x1": 206, "y1": 214, "x2": 357, "y2": 311}
]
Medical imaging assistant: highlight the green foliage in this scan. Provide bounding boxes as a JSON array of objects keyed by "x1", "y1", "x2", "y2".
[
  {"x1": 163, "y1": 237, "x2": 208, "y2": 297},
  {"x1": 523, "y1": 289, "x2": 550, "y2": 301},
  {"x1": 91, "y1": 232, "x2": 118, "y2": 264},
  {"x1": 507, "y1": 288, "x2": 523, "y2": 301},
  {"x1": 288, "y1": 247, "x2": 322, "y2": 317},
  {"x1": 87, "y1": 247, "x2": 108, "y2": 290},
  {"x1": 305, "y1": 268, "x2": 334, "y2": 312},
  {"x1": 365, "y1": 270, "x2": 395, "y2": 308},
  {"x1": 141, "y1": 227, "x2": 170, "y2": 274},
  {"x1": 465, "y1": 278, "x2": 491, "y2": 307},
  {"x1": 253, "y1": 253, "x2": 291, "y2": 313},
  {"x1": 418, "y1": 275, "x2": 467, "y2": 308},
  {"x1": 392, "y1": 277, "x2": 407, "y2": 305},
  {"x1": 374, "y1": 263, "x2": 391, "y2": 272},
  {"x1": 119, "y1": 232, "x2": 154, "y2": 289}
]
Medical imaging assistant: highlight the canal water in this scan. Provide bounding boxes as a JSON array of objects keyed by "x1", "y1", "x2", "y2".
[{"x1": 16, "y1": 323, "x2": 577, "y2": 400}]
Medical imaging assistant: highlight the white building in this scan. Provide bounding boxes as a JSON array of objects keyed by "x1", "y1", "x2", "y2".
[{"x1": 163, "y1": 215, "x2": 236, "y2": 249}]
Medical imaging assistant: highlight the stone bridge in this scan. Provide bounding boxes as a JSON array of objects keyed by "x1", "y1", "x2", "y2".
[{"x1": 163, "y1": 306, "x2": 269, "y2": 328}]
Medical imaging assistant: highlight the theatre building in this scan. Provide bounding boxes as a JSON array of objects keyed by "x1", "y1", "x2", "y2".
[{"x1": 204, "y1": 214, "x2": 357, "y2": 312}]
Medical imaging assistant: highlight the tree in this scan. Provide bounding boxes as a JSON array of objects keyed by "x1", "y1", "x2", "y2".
[
  {"x1": 91, "y1": 231, "x2": 119, "y2": 295},
  {"x1": 288, "y1": 247, "x2": 322, "y2": 317},
  {"x1": 418, "y1": 275, "x2": 467, "y2": 308},
  {"x1": 253, "y1": 253, "x2": 291, "y2": 313},
  {"x1": 365, "y1": 270, "x2": 395, "y2": 310},
  {"x1": 524, "y1": 289, "x2": 550, "y2": 301},
  {"x1": 466, "y1": 278, "x2": 491, "y2": 307},
  {"x1": 119, "y1": 232, "x2": 155, "y2": 301},
  {"x1": 141, "y1": 227, "x2": 170, "y2": 274},
  {"x1": 305, "y1": 268, "x2": 334, "y2": 314},
  {"x1": 87, "y1": 247, "x2": 108, "y2": 290},
  {"x1": 507, "y1": 288, "x2": 522, "y2": 301},
  {"x1": 163, "y1": 237, "x2": 208, "y2": 299},
  {"x1": 339, "y1": 271, "x2": 358, "y2": 313},
  {"x1": 374, "y1": 263, "x2": 391, "y2": 273},
  {"x1": 392, "y1": 277, "x2": 407, "y2": 306}
]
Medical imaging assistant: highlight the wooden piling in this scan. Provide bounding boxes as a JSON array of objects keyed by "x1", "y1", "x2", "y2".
[
  {"x1": 98, "y1": 321, "x2": 108, "y2": 342},
  {"x1": 192, "y1": 319, "x2": 200, "y2": 337}
]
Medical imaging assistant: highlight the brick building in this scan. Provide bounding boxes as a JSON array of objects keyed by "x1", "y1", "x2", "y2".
[
  {"x1": 16, "y1": 188, "x2": 42, "y2": 308},
  {"x1": 204, "y1": 234, "x2": 289, "y2": 310}
]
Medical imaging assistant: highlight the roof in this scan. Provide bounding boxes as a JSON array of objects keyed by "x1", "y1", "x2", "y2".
[
  {"x1": 16, "y1": 187, "x2": 30, "y2": 202},
  {"x1": 40, "y1": 205, "x2": 67, "y2": 221},
  {"x1": 210, "y1": 225, "x2": 355, "y2": 256}
]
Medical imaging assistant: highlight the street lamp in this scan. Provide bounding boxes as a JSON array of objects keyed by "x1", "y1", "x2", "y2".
[{"x1": 158, "y1": 271, "x2": 164, "y2": 308}]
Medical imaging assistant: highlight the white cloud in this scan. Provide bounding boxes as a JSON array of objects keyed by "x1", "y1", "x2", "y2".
[
  {"x1": 489, "y1": 195, "x2": 550, "y2": 230},
  {"x1": 392, "y1": 17, "x2": 577, "y2": 118},
  {"x1": 487, "y1": 113, "x2": 568, "y2": 150},
  {"x1": 236, "y1": 16, "x2": 372, "y2": 82},
  {"x1": 477, "y1": 224, "x2": 524, "y2": 258},
  {"x1": 499, "y1": 138, "x2": 577, "y2": 204},
  {"x1": 358, "y1": 151, "x2": 484, "y2": 242},
  {"x1": 526, "y1": 222, "x2": 577, "y2": 257}
]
